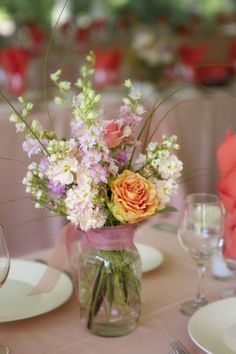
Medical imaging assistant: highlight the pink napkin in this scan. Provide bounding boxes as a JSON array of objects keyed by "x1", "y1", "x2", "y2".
[{"x1": 216, "y1": 130, "x2": 236, "y2": 259}]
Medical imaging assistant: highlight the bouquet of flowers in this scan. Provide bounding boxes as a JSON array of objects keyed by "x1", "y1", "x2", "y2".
[
  {"x1": 9, "y1": 52, "x2": 182, "y2": 229},
  {"x1": 7, "y1": 52, "x2": 183, "y2": 335}
]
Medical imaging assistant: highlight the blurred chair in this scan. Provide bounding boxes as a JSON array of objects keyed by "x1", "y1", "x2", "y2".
[{"x1": 194, "y1": 63, "x2": 233, "y2": 87}]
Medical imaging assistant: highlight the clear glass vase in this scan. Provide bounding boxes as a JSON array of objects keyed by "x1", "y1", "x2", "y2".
[{"x1": 78, "y1": 224, "x2": 142, "y2": 337}]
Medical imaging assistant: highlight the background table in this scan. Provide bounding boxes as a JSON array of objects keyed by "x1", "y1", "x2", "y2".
[{"x1": 0, "y1": 219, "x2": 235, "y2": 354}]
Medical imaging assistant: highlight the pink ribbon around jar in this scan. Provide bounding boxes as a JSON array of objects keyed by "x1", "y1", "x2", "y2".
[{"x1": 80, "y1": 224, "x2": 135, "y2": 251}]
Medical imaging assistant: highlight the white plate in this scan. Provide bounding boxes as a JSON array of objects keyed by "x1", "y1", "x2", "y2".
[
  {"x1": 0, "y1": 259, "x2": 73, "y2": 322},
  {"x1": 188, "y1": 297, "x2": 236, "y2": 354},
  {"x1": 135, "y1": 242, "x2": 164, "y2": 273}
]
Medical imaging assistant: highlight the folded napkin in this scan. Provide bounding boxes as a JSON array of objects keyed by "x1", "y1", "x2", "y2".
[
  {"x1": 94, "y1": 48, "x2": 122, "y2": 87},
  {"x1": 216, "y1": 130, "x2": 236, "y2": 259},
  {"x1": 75, "y1": 26, "x2": 91, "y2": 46},
  {"x1": 59, "y1": 21, "x2": 70, "y2": 35},
  {"x1": 178, "y1": 43, "x2": 208, "y2": 66},
  {"x1": 24, "y1": 21, "x2": 44, "y2": 55},
  {"x1": 1, "y1": 47, "x2": 29, "y2": 95},
  {"x1": 178, "y1": 43, "x2": 209, "y2": 83},
  {"x1": 229, "y1": 41, "x2": 236, "y2": 63}
]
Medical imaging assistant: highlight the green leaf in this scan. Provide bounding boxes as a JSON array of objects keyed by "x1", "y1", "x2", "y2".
[{"x1": 158, "y1": 205, "x2": 178, "y2": 214}]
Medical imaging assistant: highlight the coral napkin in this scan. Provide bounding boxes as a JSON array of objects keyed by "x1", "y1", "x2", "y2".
[
  {"x1": 216, "y1": 130, "x2": 236, "y2": 259},
  {"x1": 178, "y1": 43, "x2": 208, "y2": 66},
  {"x1": 229, "y1": 41, "x2": 236, "y2": 64},
  {"x1": 25, "y1": 21, "x2": 44, "y2": 55},
  {"x1": 1, "y1": 47, "x2": 29, "y2": 95},
  {"x1": 94, "y1": 48, "x2": 122, "y2": 87},
  {"x1": 178, "y1": 43, "x2": 208, "y2": 83}
]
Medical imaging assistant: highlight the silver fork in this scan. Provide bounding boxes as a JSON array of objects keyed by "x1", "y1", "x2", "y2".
[{"x1": 170, "y1": 339, "x2": 190, "y2": 354}]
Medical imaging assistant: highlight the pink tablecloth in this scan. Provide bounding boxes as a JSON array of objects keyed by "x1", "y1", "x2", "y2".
[{"x1": 1, "y1": 220, "x2": 235, "y2": 354}]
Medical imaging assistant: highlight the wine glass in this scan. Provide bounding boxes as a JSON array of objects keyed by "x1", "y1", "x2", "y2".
[
  {"x1": 177, "y1": 193, "x2": 224, "y2": 316},
  {"x1": 0, "y1": 225, "x2": 11, "y2": 354}
]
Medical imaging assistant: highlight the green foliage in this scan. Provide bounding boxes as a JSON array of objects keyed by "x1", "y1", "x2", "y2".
[
  {"x1": 0, "y1": 0, "x2": 234, "y2": 28},
  {"x1": 0, "y1": 0, "x2": 55, "y2": 27}
]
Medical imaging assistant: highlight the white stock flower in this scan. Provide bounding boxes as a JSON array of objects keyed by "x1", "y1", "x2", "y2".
[
  {"x1": 65, "y1": 186, "x2": 106, "y2": 230},
  {"x1": 153, "y1": 179, "x2": 178, "y2": 210},
  {"x1": 78, "y1": 207, "x2": 106, "y2": 231},
  {"x1": 136, "y1": 105, "x2": 145, "y2": 115},
  {"x1": 133, "y1": 154, "x2": 146, "y2": 171},
  {"x1": 16, "y1": 122, "x2": 26, "y2": 132},
  {"x1": 158, "y1": 155, "x2": 183, "y2": 180},
  {"x1": 147, "y1": 142, "x2": 157, "y2": 152},
  {"x1": 46, "y1": 157, "x2": 78, "y2": 185},
  {"x1": 76, "y1": 167, "x2": 92, "y2": 190},
  {"x1": 66, "y1": 139, "x2": 78, "y2": 155},
  {"x1": 108, "y1": 159, "x2": 119, "y2": 176}
]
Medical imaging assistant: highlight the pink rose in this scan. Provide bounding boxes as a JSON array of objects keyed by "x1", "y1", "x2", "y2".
[{"x1": 103, "y1": 120, "x2": 131, "y2": 148}]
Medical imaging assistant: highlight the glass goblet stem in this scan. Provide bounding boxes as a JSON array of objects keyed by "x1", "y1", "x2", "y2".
[{"x1": 195, "y1": 262, "x2": 207, "y2": 306}]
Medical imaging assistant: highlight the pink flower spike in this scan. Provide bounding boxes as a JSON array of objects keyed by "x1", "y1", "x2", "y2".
[
  {"x1": 48, "y1": 180, "x2": 66, "y2": 195},
  {"x1": 116, "y1": 149, "x2": 128, "y2": 164},
  {"x1": 39, "y1": 157, "x2": 49, "y2": 172},
  {"x1": 22, "y1": 138, "x2": 41, "y2": 157},
  {"x1": 89, "y1": 165, "x2": 107, "y2": 184},
  {"x1": 79, "y1": 133, "x2": 96, "y2": 152},
  {"x1": 82, "y1": 151, "x2": 102, "y2": 168},
  {"x1": 127, "y1": 114, "x2": 143, "y2": 125},
  {"x1": 119, "y1": 105, "x2": 131, "y2": 116}
]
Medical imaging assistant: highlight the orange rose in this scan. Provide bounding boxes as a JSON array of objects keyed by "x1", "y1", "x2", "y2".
[{"x1": 109, "y1": 170, "x2": 159, "y2": 223}]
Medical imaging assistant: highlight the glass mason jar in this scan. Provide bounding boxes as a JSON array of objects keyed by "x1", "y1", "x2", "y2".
[{"x1": 78, "y1": 224, "x2": 142, "y2": 337}]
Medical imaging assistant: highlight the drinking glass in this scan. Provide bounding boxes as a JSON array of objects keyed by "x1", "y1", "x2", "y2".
[
  {"x1": 0, "y1": 225, "x2": 10, "y2": 354},
  {"x1": 177, "y1": 193, "x2": 224, "y2": 316}
]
